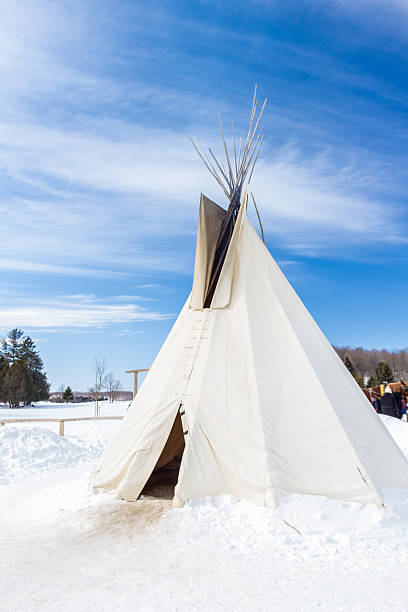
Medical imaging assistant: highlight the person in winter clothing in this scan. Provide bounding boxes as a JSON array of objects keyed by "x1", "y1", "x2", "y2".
[
  {"x1": 380, "y1": 386, "x2": 401, "y2": 419},
  {"x1": 392, "y1": 390, "x2": 404, "y2": 418},
  {"x1": 372, "y1": 395, "x2": 382, "y2": 413}
]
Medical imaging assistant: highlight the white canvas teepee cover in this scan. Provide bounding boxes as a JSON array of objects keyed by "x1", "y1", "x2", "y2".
[{"x1": 92, "y1": 194, "x2": 408, "y2": 507}]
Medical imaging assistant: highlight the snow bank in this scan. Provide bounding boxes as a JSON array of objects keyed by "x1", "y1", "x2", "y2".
[
  {"x1": 380, "y1": 413, "x2": 408, "y2": 458},
  {"x1": 0, "y1": 399, "x2": 128, "y2": 420},
  {"x1": 0, "y1": 426, "x2": 105, "y2": 485},
  {"x1": 0, "y1": 402, "x2": 124, "y2": 485}
]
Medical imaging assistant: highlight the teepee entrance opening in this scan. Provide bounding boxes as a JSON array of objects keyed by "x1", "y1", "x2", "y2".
[{"x1": 140, "y1": 412, "x2": 185, "y2": 499}]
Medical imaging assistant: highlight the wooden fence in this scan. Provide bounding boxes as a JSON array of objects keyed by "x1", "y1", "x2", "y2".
[{"x1": 0, "y1": 416, "x2": 123, "y2": 436}]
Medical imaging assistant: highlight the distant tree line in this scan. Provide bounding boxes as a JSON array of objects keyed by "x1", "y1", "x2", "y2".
[
  {"x1": 334, "y1": 346, "x2": 408, "y2": 386},
  {"x1": 0, "y1": 329, "x2": 50, "y2": 407}
]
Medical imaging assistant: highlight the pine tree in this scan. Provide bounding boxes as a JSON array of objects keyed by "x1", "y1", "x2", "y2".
[
  {"x1": 375, "y1": 361, "x2": 394, "y2": 384},
  {"x1": 367, "y1": 375, "x2": 377, "y2": 388},
  {"x1": 344, "y1": 356, "x2": 355, "y2": 376},
  {"x1": 354, "y1": 373, "x2": 365, "y2": 388},
  {"x1": 62, "y1": 386, "x2": 74, "y2": 403},
  {"x1": 344, "y1": 355, "x2": 366, "y2": 387},
  {"x1": 0, "y1": 356, "x2": 7, "y2": 403},
  {"x1": 21, "y1": 336, "x2": 44, "y2": 372},
  {"x1": 0, "y1": 329, "x2": 49, "y2": 407},
  {"x1": 1, "y1": 361, "x2": 32, "y2": 408},
  {"x1": 1, "y1": 329, "x2": 25, "y2": 364},
  {"x1": 30, "y1": 370, "x2": 50, "y2": 402}
]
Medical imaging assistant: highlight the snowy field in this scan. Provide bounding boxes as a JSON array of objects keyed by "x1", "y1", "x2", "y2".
[{"x1": 2, "y1": 403, "x2": 408, "y2": 611}]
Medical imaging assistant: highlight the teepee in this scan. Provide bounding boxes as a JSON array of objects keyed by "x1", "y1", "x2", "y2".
[{"x1": 92, "y1": 91, "x2": 408, "y2": 508}]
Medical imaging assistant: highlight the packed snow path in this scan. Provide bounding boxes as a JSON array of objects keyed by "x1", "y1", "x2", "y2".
[{"x1": 1, "y1": 403, "x2": 408, "y2": 611}]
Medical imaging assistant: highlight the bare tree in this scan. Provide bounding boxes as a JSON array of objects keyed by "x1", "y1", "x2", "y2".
[
  {"x1": 104, "y1": 372, "x2": 122, "y2": 403},
  {"x1": 57, "y1": 384, "x2": 64, "y2": 403},
  {"x1": 112, "y1": 378, "x2": 121, "y2": 402},
  {"x1": 333, "y1": 346, "x2": 408, "y2": 382},
  {"x1": 90, "y1": 357, "x2": 107, "y2": 416},
  {"x1": 104, "y1": 372, "x2": 114, "y2": 403}
]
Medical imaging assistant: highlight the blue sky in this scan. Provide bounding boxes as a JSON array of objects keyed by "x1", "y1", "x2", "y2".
[{"x1": 1, "y1": 0, "x2": 408, "y2": 390}]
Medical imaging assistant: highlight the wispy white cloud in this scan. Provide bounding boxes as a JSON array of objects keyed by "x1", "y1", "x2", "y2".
[
  {"x1": 331, "y1": 0, "x2": 408, "y2": 17},
  {"x1": 0, "y1": 293, "x2": 172, "y2": 331},
  {"x1": 252, "y1": 147, "x2": 408, "y2": 254},
  {"x1": 1, "y1": 119, "x2": 406, "y2": 264},
  {"x1": 0, "y1": 0, "x2": 406, "y2": 272},
  {"x1": 108, "y1": 294, "x2": 156, "y2": 302},
  {"x1": 0, "y1": 259, "x2": 130, "y2": 279},
  {"x1": 307, "y1": 0, "x2": 408, "y2": 43},
  {"x1": 56, "y1": 293, "x2": 156, "y2": 303},
  {"x1": 0, "y1": 120, "x2": 206, "y2": 200}
]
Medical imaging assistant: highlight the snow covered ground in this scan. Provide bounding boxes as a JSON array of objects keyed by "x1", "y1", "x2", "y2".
[
  {"x1": 2, "y1": 404, "x2": 408, "y2": 611},
  {"x1": 0, "y1": 398, "x2": 128, "y2": 419},
  {"x1": 0, "y1": 401, "x2": 126, "y2": 485}
]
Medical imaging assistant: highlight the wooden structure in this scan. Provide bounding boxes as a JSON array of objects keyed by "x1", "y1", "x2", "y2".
[
  {"x1": 370, "y1": 380, "x2": 408, "y2": 400},
  {"x1": 126, "y1": 369, "x2": 150, "y2": 398},
  {"x1": 0, "y1": 415, "x2": 123, "y2": 436}
]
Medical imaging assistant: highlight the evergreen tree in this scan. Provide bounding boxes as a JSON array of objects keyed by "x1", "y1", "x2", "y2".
[
  {"x1": 30, "y1": 370, "x2": 51, "y2": 402},
  {"x1": 367, "y1": 375, "x2": 377, "y2": 388},
  {"x1": 1, "y1": 329, "x2": 25, "y2": 364},
  {"x1": 344, "y1": 356, "x2": 355, "y2": 376},
  {"x1": 21, "y1": 336, "x2": 44, "y2": 372},
  {"x1": 354, "y1": 373, "x2": 365, "y2": 388},
  {"x1": 0, "y1": 355, "x2": 7, "y2": 402},
  {"x1": 0, "y1": 329, "x2": 49, "y2": 407},
  {"x1": 62, "y1": 386, "x2": 74, "y2": 403},
  {"x1": 375, "y1": 361, "x2": 394, "y2": 384},
  {"x1": 344, "y1": 355, "x2": 366, "y2": 387},
  {"x1": 1, "y1": 361, "x2": 32, "y2": 408}
]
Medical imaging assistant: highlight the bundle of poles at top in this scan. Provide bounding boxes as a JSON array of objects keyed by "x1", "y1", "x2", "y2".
[
  {"x1": 190, "y1": 85, "x2": 267, "y2": 213},
  {"x1": 190, "y1": 86, "x2": 267, "y2": 308}
]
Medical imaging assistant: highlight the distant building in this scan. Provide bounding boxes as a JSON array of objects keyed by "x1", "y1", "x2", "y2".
[
  {"x1": 115, "y1": 391, "x2": 133, "y2": 401},
  {"x1": 49, "y1": 391, "x2": 133, "y2": 403}
]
